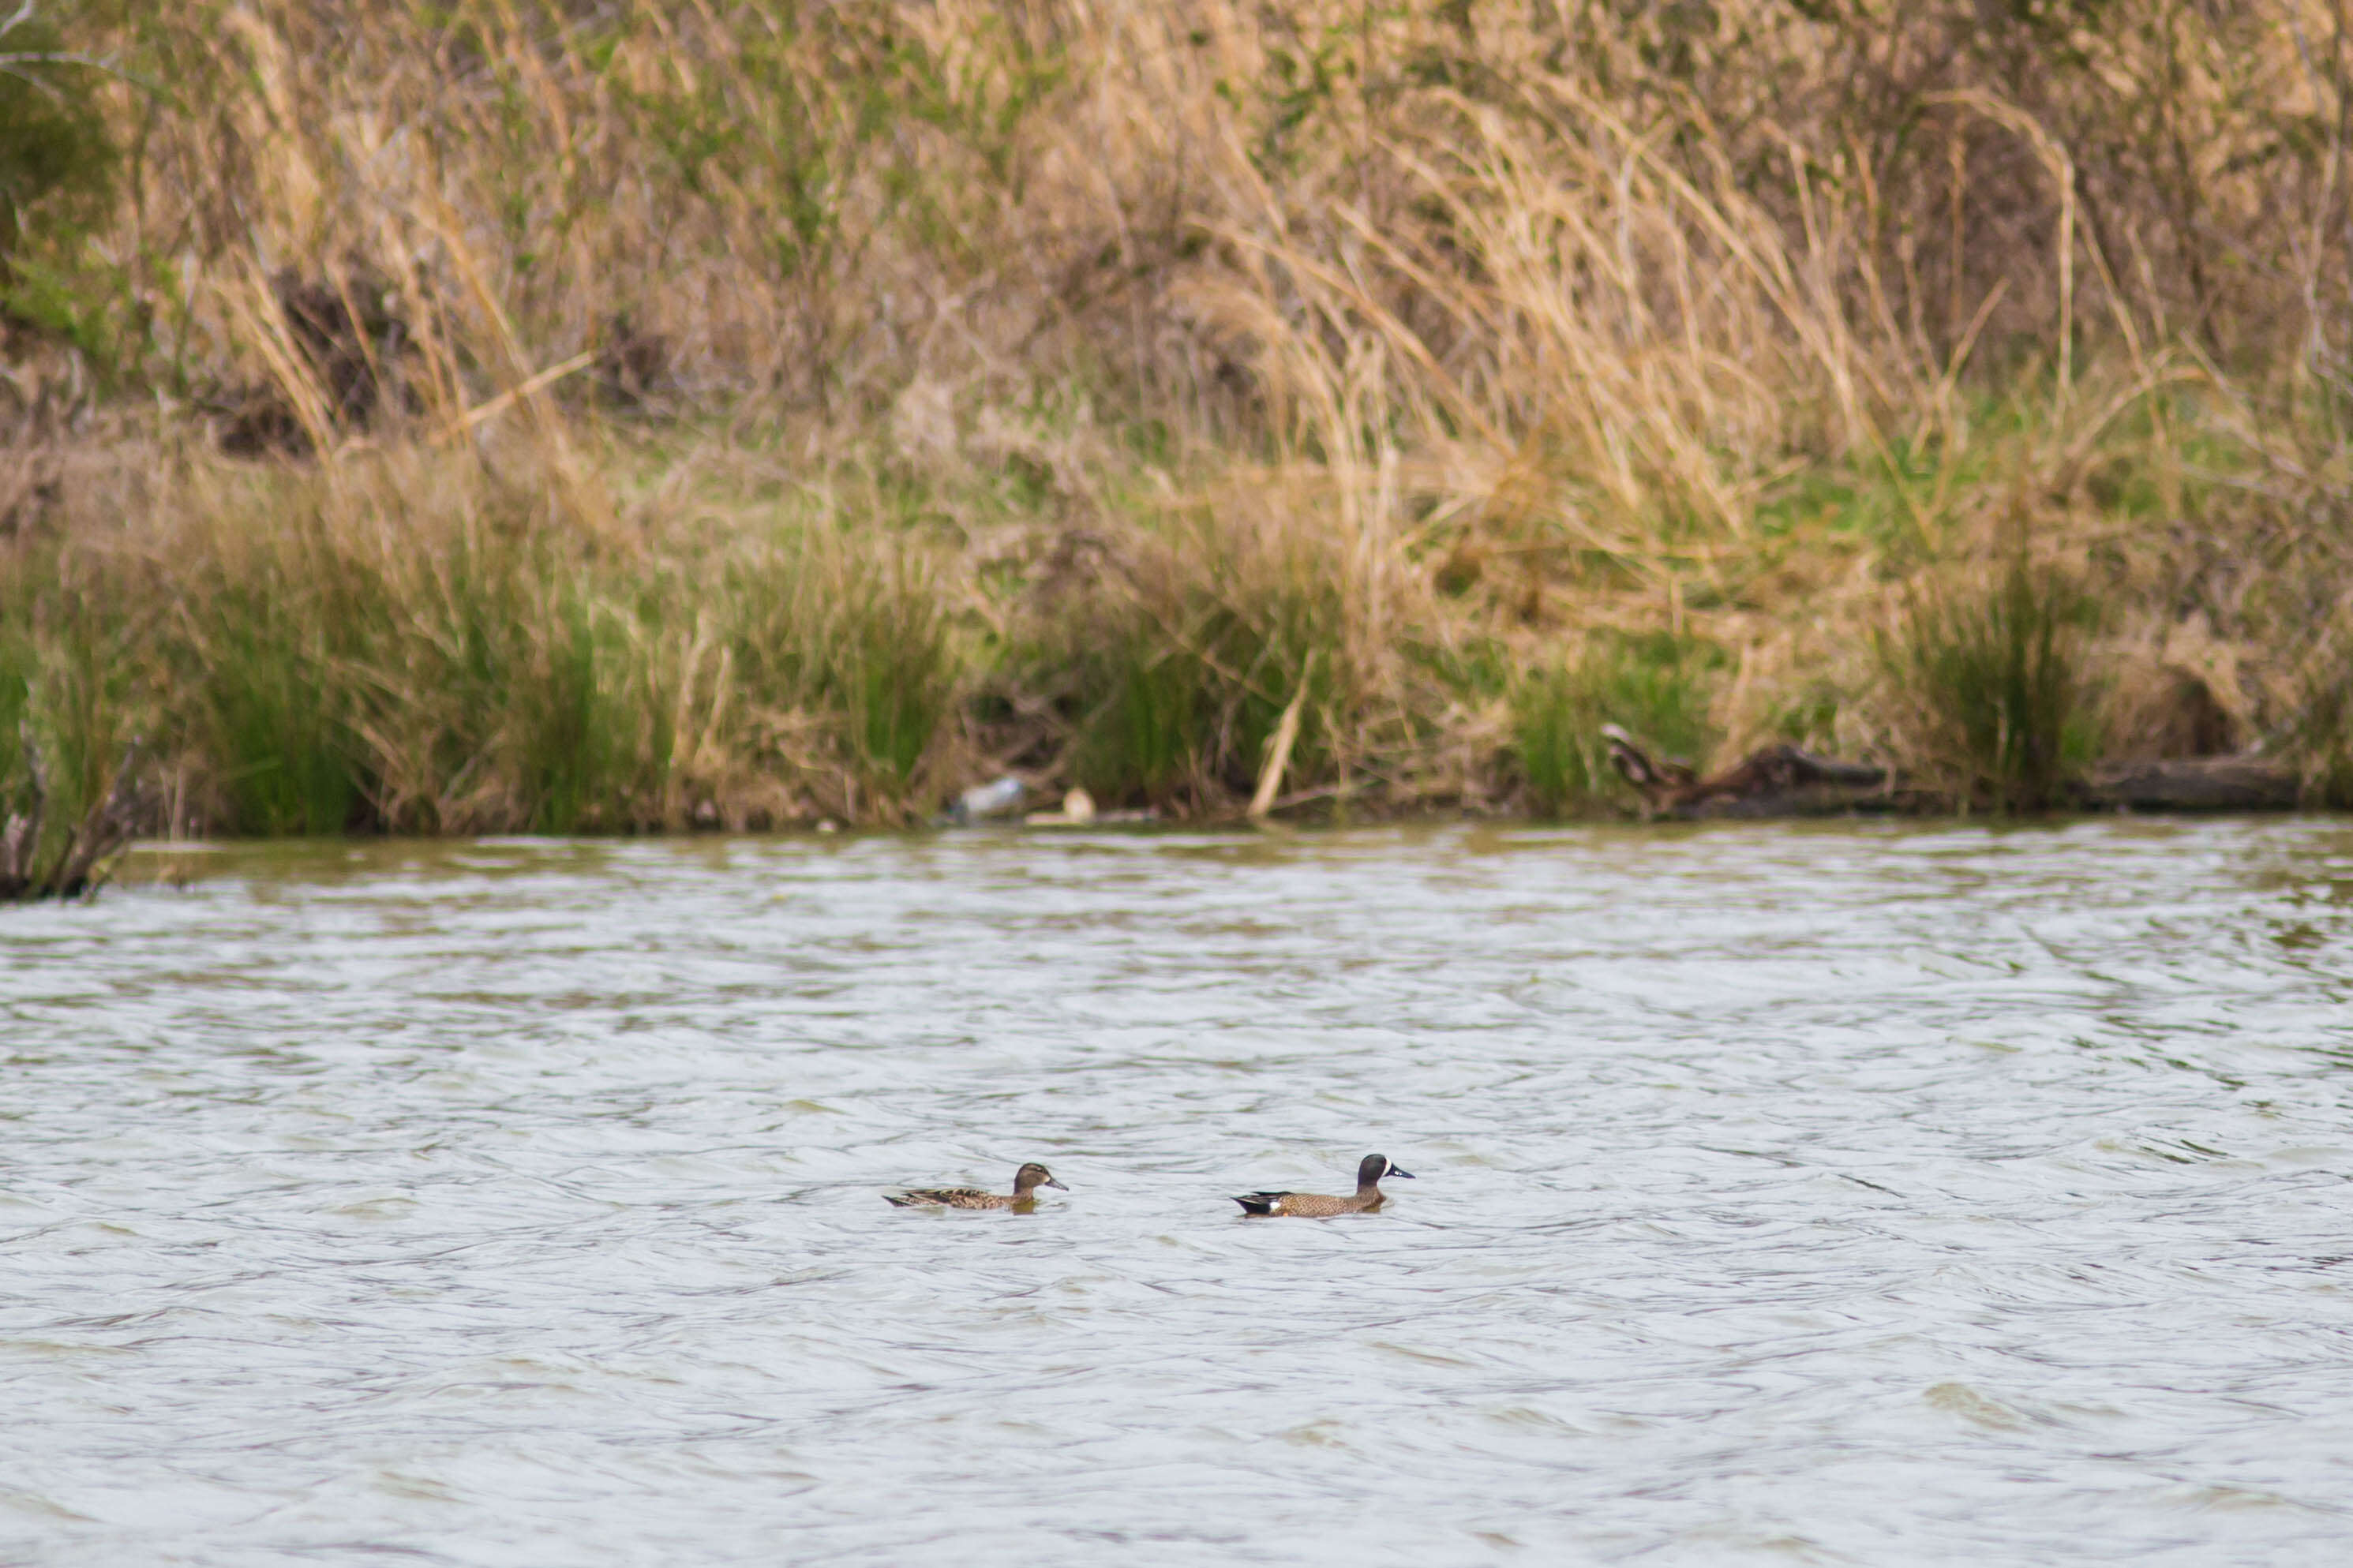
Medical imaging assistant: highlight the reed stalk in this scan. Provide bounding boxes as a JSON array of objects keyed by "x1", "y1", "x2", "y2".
[{"x1": 0, "y1": 0, "x2": 2345, "y2": 855}]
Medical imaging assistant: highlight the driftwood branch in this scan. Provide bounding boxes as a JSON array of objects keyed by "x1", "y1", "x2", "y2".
[
  {"x1": 52, "y1": 740, "x2": 149, "y2": 893},
  {"x1": 1, "y1": 728, "x2": 151, "y2": 902},
  {"x1": 2075, "y1": 756, "x2": 2299, "y2": 812},
  {"x1": 1604, "y1": 724, "x2": 2305, "y2": 821},
  {"x1": 1604, "y1": 724, "x2": 1902, "y2": 819}
]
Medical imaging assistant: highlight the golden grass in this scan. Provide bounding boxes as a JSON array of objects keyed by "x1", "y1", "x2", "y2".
[{"x1": 3, "y1": 0, "x2": 2351, "y2": 848}]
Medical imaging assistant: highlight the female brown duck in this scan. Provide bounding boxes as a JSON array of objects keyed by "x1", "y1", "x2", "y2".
[
  {"x1": 1234, "y1": 1154, "x2": 1413, "y2": 1217},
  {"x1": 885, "y1": 1162, "x2": 1069, "y2": 1211}
]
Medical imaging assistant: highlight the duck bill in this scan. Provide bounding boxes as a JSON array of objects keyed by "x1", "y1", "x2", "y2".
[
  {"x1": 1043, "y1": 1177, "x2": 1070, "y2": 1191},
  {"x1": 1386, "y1": 1167, "x2": 1416, "y2": 1180}
]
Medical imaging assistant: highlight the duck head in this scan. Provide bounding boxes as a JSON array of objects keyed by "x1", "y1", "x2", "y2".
[
  {"x1": 1359, "y1": 1153, "x2": 1414, "y2": 1186},
  {"x1": 1013, "y1": 1162, "x2": 1070, "y2": 1194}
]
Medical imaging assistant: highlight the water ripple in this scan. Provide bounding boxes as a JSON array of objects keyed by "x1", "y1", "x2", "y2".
[{"x1": 3, "y1": 820, "x2": 2353, "y2": 1563}]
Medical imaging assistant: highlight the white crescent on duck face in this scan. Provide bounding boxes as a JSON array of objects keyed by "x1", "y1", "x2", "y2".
[
  {"x1": 1233, "y1": 1154, "x2": 1414, "y2": 1217},
  {"x1": 885, "y1": 1162, "x2": 1068, "y2": 1210}
]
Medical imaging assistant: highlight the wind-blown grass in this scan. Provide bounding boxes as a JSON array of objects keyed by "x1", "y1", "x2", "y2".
[{"x1": 1, "y1": 0, "x2": 2349, "y2": 848}]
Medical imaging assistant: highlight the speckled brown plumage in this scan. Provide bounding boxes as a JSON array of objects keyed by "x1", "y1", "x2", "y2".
[
  {"x1": 886, "y1": 1162, "x2": 1068, "y2": 1210},
  {"x1": 1235, "y1": 1154, "x2": 1414, "y2": 1217}
]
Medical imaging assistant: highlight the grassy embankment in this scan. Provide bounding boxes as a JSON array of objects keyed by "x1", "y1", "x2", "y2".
[{"x1": 2, "y1": 0, "x2": 2351, "y2": 874}]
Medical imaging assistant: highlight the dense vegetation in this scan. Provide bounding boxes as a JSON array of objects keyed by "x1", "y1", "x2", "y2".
[{"x1": 3, "y1": 0, "x2": 2350, "y2": 857}]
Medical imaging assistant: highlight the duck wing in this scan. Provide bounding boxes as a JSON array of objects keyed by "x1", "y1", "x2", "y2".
[
  {"x1": 1254, "y1": 1190, "x2": 1357, "y2": 1217},
  {"x1": 886, "y1": 1187, "x2": 1004, "y2": 1208},
  {"x1": 1235, "y1": 1189, "x2": 1358, "y2": 1216}
]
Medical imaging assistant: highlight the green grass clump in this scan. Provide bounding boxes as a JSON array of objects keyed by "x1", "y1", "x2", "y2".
[
  {"x1": 1510, "y1": 662, "x2": 1605, "y2": 815},
  {"x1": 1885, "y1": 558, "x2": 2097, "y2": 813},
  {"x1": 1068, "y1": 626, "x2": 1205, "y2": 803},
  {"x1": 0, "y1": 559, "x2": 148, "y2": 896},
  {"x1": 1051, "y1": 515, "x2": 1351, "y2": 812},
  {"x1": 497, "y1": 578, "x2": 635, "y2": 834},
  {"x1": 725, "y1": 526, "x2": 963, "y2": 815},
  {"x1": 1512, "y1": 632, "x2": 1721, "y2": 816},
  {"x1": 0, "y1": 454, "x2": 984, "y2": 841},
  {"x1": 185, "y1": 581, "x2": 369, "y2": 836},
  {"x1": 813, "y1": 548, "x2": 960, "y2": 801},
  {"x1": 294, "y1": 493, "x2": 647, "y2": 834},
  {"x1": 9, "y1": 569, "x2": 138, "y2": 825}
]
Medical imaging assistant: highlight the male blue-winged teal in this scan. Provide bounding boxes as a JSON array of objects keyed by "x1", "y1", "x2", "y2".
[
  {"x1": 1234, "y1": 1154, "x2": 1414, "y2": 1217},
  {"x1": 885, "y1": 1162, "x2": 1069, "y2": 1210}
]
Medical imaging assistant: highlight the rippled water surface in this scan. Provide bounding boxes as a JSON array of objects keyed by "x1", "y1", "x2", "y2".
[{"x1": 7, "y1": 820, "x2": 2353, "y2": 1565}]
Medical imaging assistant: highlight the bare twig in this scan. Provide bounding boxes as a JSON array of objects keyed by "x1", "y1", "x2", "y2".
[
  {"x1": 2, "y1": 731, "x2": 148, "y2": 902},
  {"x1": 1, "y1": 720, "x2": 47, "y2": 896}
]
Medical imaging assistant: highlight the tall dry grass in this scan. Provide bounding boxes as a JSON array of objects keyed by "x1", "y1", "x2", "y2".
[{"x1": 4, "y1": 0, "x2": 2352, "y2": 844}]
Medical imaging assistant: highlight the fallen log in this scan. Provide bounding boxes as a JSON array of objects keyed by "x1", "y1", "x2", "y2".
[
  {"x1": 1603, "y1": 725, "x2": 1905, "y2": 819},
  {"x1": 1602, "y1": 724, "x2": 2307, "y2": 820},
  {"x1": 2075, "y1": 755, "x2": 2300, "y2": 812}
]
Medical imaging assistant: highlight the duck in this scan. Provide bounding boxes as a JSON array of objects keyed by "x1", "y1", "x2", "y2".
[
  {"x1": 1234, "y1": 1154, "x2": 1413, "y2": 1217},
  {"x1": 884, "y1": 1162, "x2": 1069, "y2": 1211}
]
